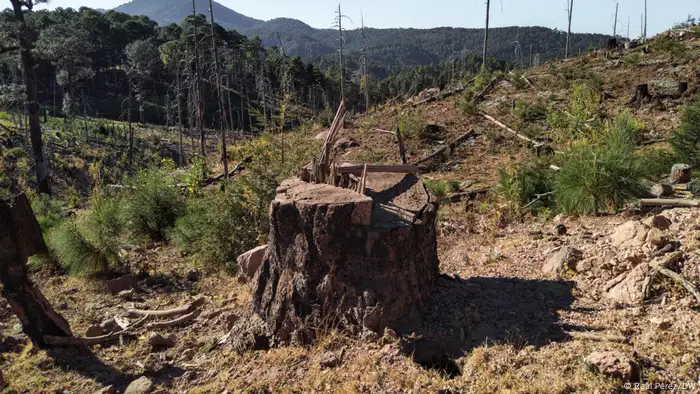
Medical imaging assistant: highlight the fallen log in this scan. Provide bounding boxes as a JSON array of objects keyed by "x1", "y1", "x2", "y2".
[
  {"x1": 639, "y1": 198, "x2": 700, "y2": 208},
  {"x1": 145, "y1": 308, "x2": 202, "y2": 329},
  {"x1": 337, "y1": 164, "x2": 420, "y2": 175},
  {"x1": 201, "y1": 156, "x2": 252, "y2": 186},
  {"x1": 414, "y1": 131, "x2": 476, "y2": 167},
  {"x1": 439, "y1": 187, "x2": 491, "y2": 204},
  {"x1": 126, "y1": 297, "x2": 206, "y2": 318},
  {"x1": 565, "y1": 331, "x2": 628, "y2": 343},
  {"x1": 480, "y1": 112, "x2": 544, "y2": 147},
  {"x1": 473, "y1": 76, "x2": 503, "y2": 104}
]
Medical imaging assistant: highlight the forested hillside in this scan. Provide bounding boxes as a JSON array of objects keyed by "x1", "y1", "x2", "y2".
[{"x1": 115, "y1": 0, "x2": 610, "y2": 77}]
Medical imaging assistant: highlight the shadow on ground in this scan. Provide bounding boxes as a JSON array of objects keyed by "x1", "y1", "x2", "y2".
[
  {"x1": 46, "y1": 346, "x2": 132, "y2": 390},
  {"x1": 398, "y1": 274, "x2": 582, "y2": 377}
]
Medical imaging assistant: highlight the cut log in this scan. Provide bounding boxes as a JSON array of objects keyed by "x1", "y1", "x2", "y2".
[
  {"x1": 414, "y1": 131, "x2": 476, "y2": 168},
  {"x1": 0, "y1": 194, "x2": 72, "y2": 346},
  {"x1": 337, "y1": 164, "x2": 420, "y2": 175},
  {"x1": 253, "y1": 174, "x2": 439, "y2": 344},
  {"x1": 639, "y1": 198, "x2": 700, "y2": 207},
  {"x1": 126, "y1": 298, "x2": 206, "y2": 318}
]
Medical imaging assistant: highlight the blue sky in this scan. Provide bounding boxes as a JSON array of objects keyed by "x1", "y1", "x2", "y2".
[{"x1": 39, "y1": 0, "x2": 698, "y2": 37}]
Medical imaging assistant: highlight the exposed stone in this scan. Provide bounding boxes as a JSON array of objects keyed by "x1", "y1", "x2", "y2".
[
  {"x1": 318, "y1": 351, "x2": 344, "y2": 369},
  {"x1": 227, "y1": 312, "x2": 270, "y2": 354},
  {"x1": 575, "y1": 259, "x2": 593, "y2": 273},
  {"x1": 542, "y1": 247, "x2": 583, "y2": 275},
  {"x1": 314, "y1": 130, "x2": 329, "y2": 140},
  {"x1": 611, "y1": 221, "x2": 649, "y2": 249},
  {"x1": 584, "y1": 351, "x2": 635, "y2": 380},
  {"x1": 417, "y1": 87, "x2": 440, "y2": 102},
  {"x1": 253, "y1": 174, "x2": 438, "y2": 344},
  {"x1": 604, "y1": 263, "x2": 652, "y2": 305},
  {"x1": 85, "y1": 325, "x2": 104, "y2": 338},
  {"x1": 148, "y1": 332, "x2": 175, "y2": 349},
  {"x1": 649, "y1": 316, "x2": 672, "y2": 329},
  {"x1": 237, "y1": 245, "x2": 268, "y2": 280},
  {"x1": 670, "y1": 164, "x2": 692, "y2": 184},
  {"x1": 100, "y1": 318, "x2": 119, "y2": 333},
  {"x1": 650, "y1": 183, "x2": 674, "y2": 197},
  {"x1": 118, "y1": 289, "x2": 135, "y2": 300},
  {"x1": 642, "y1": 215, "x2": 672, "y2": 230},
  {"x1": 646, "y1": 228, "x2": 669, "y2": 248},
  {"x1": 333, "y1": 137, "x2": 360, "y2": 150},
  {"x1": 106, "y1": 274, "x2": 140, "y2": 295},
  {"x1": 124, "y1": 376, "x2": 153, "y2": 394},
  {"x1": 94, "y1": 386, "x2": 115, "y2": 394}
]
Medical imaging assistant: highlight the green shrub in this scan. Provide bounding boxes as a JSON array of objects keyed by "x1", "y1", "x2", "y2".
[
  {"x1": 651, "y1": 35, "x2": 688, "y2": 60},
  {"x1": 31, "y1": 194, "x2": 66, "y2": 233},
  {"x1": 670, "y1": 98, "x2": 700, "y2": 168},
  {"x1": 547, "y1": 83, "x2": 602, "y2": 140},
  {"x1": 513, "y1": 99, "x2": 547, "y2": 124},
  {"x1": 3, "y1": 147, "x2": 26, "y2": 160},
  {"x1": 458, "y1": 90, "x2": 479, "y2": 116},
  {"x1": 554, "y1": 117, "x2": 646, "y2": 215},
  {"x1": 497, "y1": 161, "x2": 555, "y2": 212},
  {"x1": 48, "y1": 221, "x2": 114, "y2": 276},
  {"x1": 397, "y1": 109, "x2": 425, "y2": 140},
  {"x1": 424, "y1": 179, "x2": 460, "y2": 199},
  {"x1": 124, "y1": 168, "x2": 185, "y2": 242}
]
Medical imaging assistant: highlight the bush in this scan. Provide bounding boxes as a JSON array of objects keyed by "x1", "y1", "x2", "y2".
[
  {"x1": 31, "y1": 194, "x2": 66, "y2": 233},
  {"x1": 513, "y1": 99, "x2": 547, "y2": 124},
  {"x1": 554, "y1": 116, "x2": 646, "y2": 215},
  {"x1": 547, "y1": 83, "x2": 602, "y2": 140},
  {"x1": 397, "y1": 109, "x2": 425, "y2": 140},
  {"x1": 497, "y1": 161, "x2": 555, "y2": 213},
  {"x1": 124, "y1": 168, "x2": 185, "y2": 243},
  {"x1": 670, "y1": 98, "x2": 700, "y2": 168}
]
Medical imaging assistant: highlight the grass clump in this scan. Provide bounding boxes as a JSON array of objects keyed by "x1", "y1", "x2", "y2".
[
  {"x1": 497, "y1": 161, "x2": 555, "y2": 214},
  {"x1": 512, "y1": 99, "x2": 547, "y2": 126},
  {"x1": 669, "y1": 97, "x2": 700, "y2": 168},
  {"x1": 424, "y1": 179, "x2": 461, "y2": 199}
]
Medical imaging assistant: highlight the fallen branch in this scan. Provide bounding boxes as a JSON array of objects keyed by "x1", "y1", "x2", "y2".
[
  {"x1": 337, "y1": 164, "x2": 420, "y2": 175},
  {"x1": 480, "y1": 112, "x2": 543, "y2": 147},
  {"x1": 639, "y1": 198, "x2": 700, "y2": 208},
  {"x1": 373, "y1": 128, "x2": 396, "y2": 135},
  {"x1": 414, "y1": 131, "x2": 476, "y2": 167},
  {"x1": 43, "y1": 316, "x2": 149, "y2": 346},
  {"x1": 439, "y1": 187, "x2": 491, "y2": 204},
  {"x1": 145, "y1": 308, "x2": 202, "y2": 329},
  {"x1": 126, "y1": 297, "x2": 206, "y2": 319},
  {"x1": 565, "y1": 331, "x2": 628, "y2": 343},
  {"x1": 201, "y1": 156, "x2": 252, "y2": 187},
  {"x1": 473, "y1": 76, "x2": 503, "y2": 104},
  {"x1": 652, "y1": 261, "x2": 700, "y2": 303},
  {"x1": 521, "y1": 191, "x2": 555, "y2": 211}
]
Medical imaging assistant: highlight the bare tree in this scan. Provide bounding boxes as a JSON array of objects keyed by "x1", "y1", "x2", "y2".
[
  {"x1": 333, "y1": 4, "x2": 350, "y2": 101},
  {"x1": 192, "y1": 0, "x2": 205, "y2": 157},
  {"x1": 208, "y1": 0, "x2": 228, "y2": 180},
  {"x1": 360, "y1": 13, "x2": 370, "y2": 112},
  {"x1": 613, "y1": 1, "x2": 619, "y2": 37},
  {"x1": 9, "y1": 0, "x2": 50, "y2": 194},
  {"x1": 643, "y1": 0, "x2": 648, "y2": 41},
  {"x1": 482, "y1": 0, "x2": 490, "y2": 68},
  {"x1": 566, "y1": 0, "x2": 574, "y2": 59}
]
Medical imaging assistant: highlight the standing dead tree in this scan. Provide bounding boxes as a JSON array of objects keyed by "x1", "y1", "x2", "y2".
[
  {"x1": 0, "y1": 194, "x2": 72, "y2": 346},
  {"x1": 208, "y1": 0, "x2": 229, "y2": 180},
  {"x1": 191, "y1": 0, "x2": 206, "y2": 157},
  {"x1": 360, "y1": 13, "x2": 370, "y2": 112},
  {"x1": 613, "y1": 1, "x2": 619, "y2": 37},
  {"x1": 333, "y1": 4, "x2": 351, "y2": 102},
  {"x1": 566, "y1": 0, "x2": 574, "y2": 59},
  {"x1": 643, "y1": 0, "x2": 648, "y2": 41},
  {"x1": 482, "y1": 0, "x2": 491, "y2": 68}
]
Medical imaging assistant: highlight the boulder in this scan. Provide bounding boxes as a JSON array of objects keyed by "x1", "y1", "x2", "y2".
[
  {"x1": 542, "y1": 247, "x2": 583, "y2": 275},
  {"x1": 584, "y1": 351, "x2": 635, "y2": 380},
  {"x1": 642, "y1": 215, "x2": 672, "y2": 230},
  {"x1": 604, "y1": 263, "x2": 652, "y2": 305},
  {"x1": 147, "y1": 332, "x2": 175, "y2": 349},
  {"x1": 100, "y1": 318, "x2": 119, "y2": 333},
  {"x1": 314, "y1": 130, "x2": 329, "y2": 140},
  {"x1": 646, "y1": 228, "x2": 669, "y2": 248},
  {"x1": 85, "y1": 325, "x2": 104, "y2": 338},
  {"x1": 253, "y1": 174, "x2": 438, "y2": 344},
  {"x1": 611, "y1": 221, "x2": 648, "y2": 249},
  {"x1": 93, "y1": 386, "x2": 115, "y2": 394},
  {"x1": 575, "y1": 259, "x2": 593, "y2": 273},
  {"x1": 333, "y1": 137, "x2": 360, "y2": 150},
  {"x1": 650, "y1": 183, "x2": 674, "y2": 197},
  {"x1": 124, "y1": 377, "x2": 153, "y2": 394},
  {"x1": 670, "y1": 164, "x2": 692, "y2": 184},
  {"x1": 106, "y1": 274, "x2": 140, "y2": 295},
  {"x1": 237, "y1": 245, "x2": 268, "y2": 280}
]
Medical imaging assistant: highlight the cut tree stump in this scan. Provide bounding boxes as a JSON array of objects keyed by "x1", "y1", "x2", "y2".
[
  {"x1": 670, "y1": 164, "x2": 692, "y2": 184},
  {"x1": 627, "y1": 84, "x2": 650, "y2": 108},
  {"x1": 0, "y1": 194, "x2": 72, "y2": 346},
  {"x1": 678, "y1": 82, "x2": 689, "y2": 96},
  {"x1": 252, "y1": 173, "x2": 439, "y2": 345}
]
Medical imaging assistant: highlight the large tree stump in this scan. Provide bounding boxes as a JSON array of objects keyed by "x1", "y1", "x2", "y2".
[
  {"x1": 627, "y1": 84, "x2": 650, "y2": 108},
  {"x1": 0, "y1": 194, "x2": 72, "y2": 345},
  {"x1": 253, "y1": 174, "x2": 439, "y2": 345},
  {"x1": 670, "y1": 164, "x2": 692, "y2": 184}
]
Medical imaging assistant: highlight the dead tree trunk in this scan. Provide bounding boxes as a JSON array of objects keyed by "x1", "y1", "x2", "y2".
[
  {"x1": 0, "y1": 194, "x2": 72, "y2": 346},
  {"x1": 566, "y1": 0, "x2": 574, "y2": 59},
  {"x1": 482, "y1": 0, "x2": 490, "y2": 68},
  {"x1": 208, "y1": 0, "x2": 228, "y2": 180},
  {"x1": 192, "y1": 0, "x2": 205, "y2": 157}
]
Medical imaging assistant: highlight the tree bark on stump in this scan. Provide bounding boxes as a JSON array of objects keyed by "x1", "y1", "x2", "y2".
[
  {"x1": 678, "y1": 82, "x2": 689, "y2": 96},
  {"x1": 253, "y1": 175, "x2": 439, "y2": 345},
  {"x1": 627, "y1": 84, "x2": 650, "y2": 108},
  {"x1": 0, "y1": 194, "x2": 72, "y2": 346}
]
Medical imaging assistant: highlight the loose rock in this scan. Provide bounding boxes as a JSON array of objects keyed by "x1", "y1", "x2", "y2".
[
  {"x1": 643, "y1": 215, "x2": 672, "y2": 230},
  {"x1": 93, "y1": 386, "x2": 115, "y2": 394},
  {"x1": 124, "y1": 376, "x2": 153, "y2": 394},
  {"x1": 584, "y1": 351, "x2": 635, "y2": 380},
  {"x1": 148, "y1": 332, "x2": 175, "y2": 349},
  {"x1": 670, "y1": 164, "x2": 692, "y2": 184},
  {"x1": 237, "y1": 245, "x2": 267, "y2": 280},
  {"x1": 604, "y1": 263, "x2": 652, "y2": 305},
  {"x1": 542, "y1": 247, "x2": 583, "y2": 275},
  {"x1": 85, "y1": 325, "x2": 104, "y2": 338},
  {"x1": 575, "y1": 259, "x2": 593, "y2": 273},
  {"x1": 650, "y1": 183, "x2": 674, "y2": 197},
  {"x1": 107, "y1": 274, "x2": 140, "y2": 295},
  {"x1": 646, "y1": 228, "x2": 669, "y2": 248},
  {"x1": 611, "y1": 221, "x2": 648, "y2": 249}
]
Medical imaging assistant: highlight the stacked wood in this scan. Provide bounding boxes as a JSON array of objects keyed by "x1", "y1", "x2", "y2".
[{"x1": 0, "y1": 194, "x2": 72, "y2": 347}]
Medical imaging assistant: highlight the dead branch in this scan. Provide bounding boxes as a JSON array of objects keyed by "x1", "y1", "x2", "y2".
[
  {"x1": 639, "y1": 199, "x2": 700, "y2": 208},
  {"x1": 145, "y1": 308, "x2": 202, "y2": 329},
  {"x1": 521, "y1": 191, "x2": 555, "y2": 211},
  {"x1": 397, "y1": 125, "x2": 407, "y2": 165},
  {"x1": 480, "y1": 112, "x2": 544, "y2": 147},
  {"x1": 565, "y1": 331, "x2": 628, "y2": 343},
  {"x1": 126, "y1": 297, "x2": 206, "y2": 319},
  {"x1": 314, "y1": 102, "x2": 347, "y2": 183},
  {"x1": 473, "y1": 75, "x2": 503, "y2": 104},
  {"x1": 439, "y1": 187, "x2": 491, "y2": 204},
  {"x1": 201, "y1": 156, "x2": 252, "y2": 186},
  {"x1": 337, "y1": 164, "x2": 420, "y2": 175},
  {"x1": 43, "y1": 316, "x2": 149, "y2": 346},
  {"x1": 651, "y1": 258, "x2": 700, "y2": 303},
  {"x1": 373, "y1": 128, "x2": 395, "y2": 135},
  {"x1": 414, "y1": 131, "x2": 476, "y2": 167}
]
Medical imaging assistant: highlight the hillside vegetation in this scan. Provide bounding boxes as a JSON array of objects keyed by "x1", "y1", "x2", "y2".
[{"x1": 0, "y1": 5, "x2": 700, "y2": 392}]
